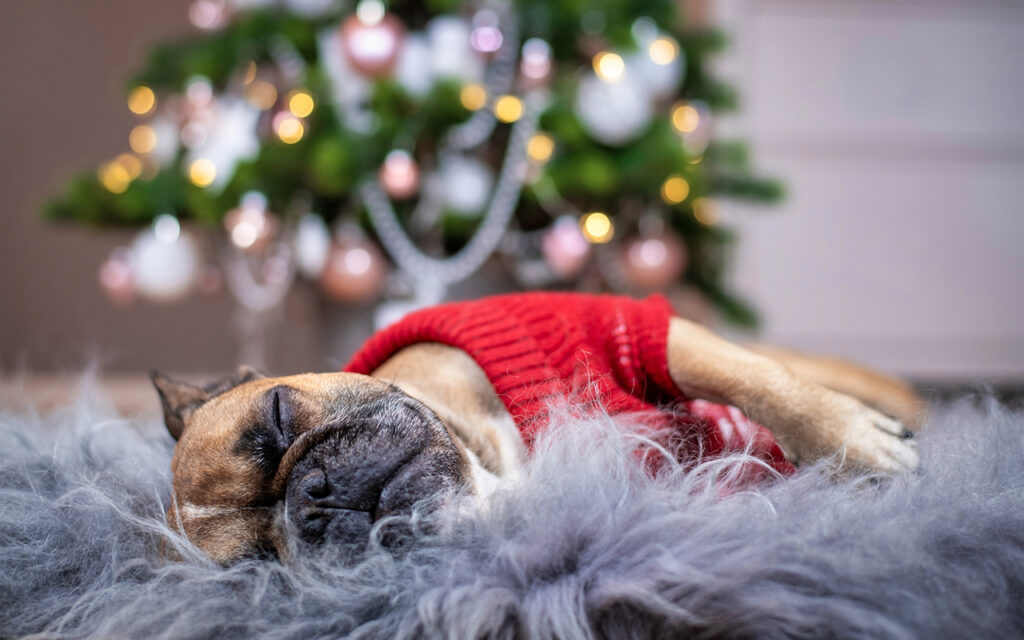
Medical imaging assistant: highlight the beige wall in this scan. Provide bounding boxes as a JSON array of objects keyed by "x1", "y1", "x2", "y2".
[{"x1": 0, "y1": 1, "x2": 320, "y2": 374}]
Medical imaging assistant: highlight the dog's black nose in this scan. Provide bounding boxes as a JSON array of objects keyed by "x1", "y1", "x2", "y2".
[{"x1": 288, "y1": 467, "x2": 378, "y2": 546}]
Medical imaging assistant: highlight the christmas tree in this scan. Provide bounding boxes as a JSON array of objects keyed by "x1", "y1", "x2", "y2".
[{"x1": 46, "y1": 0, "x2": 781, "y2": 327}]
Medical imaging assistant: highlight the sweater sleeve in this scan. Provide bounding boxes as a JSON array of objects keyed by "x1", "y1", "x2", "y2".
[{"x1": 599, "y1": 293, "x2": 685, "y2": 403}]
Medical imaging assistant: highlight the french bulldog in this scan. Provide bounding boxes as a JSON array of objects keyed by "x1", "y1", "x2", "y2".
[{"x1": 153, "y1": 293, "x2": 921, "y2": 564}]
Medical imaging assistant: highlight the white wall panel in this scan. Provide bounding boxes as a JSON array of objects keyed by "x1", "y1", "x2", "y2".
[{"x1": 717, "y1": 0, "x2": 1024, "y2": 380}]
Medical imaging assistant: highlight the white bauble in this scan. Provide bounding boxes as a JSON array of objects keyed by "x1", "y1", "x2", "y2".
[
  {"x1": 293, "y1": 213, "x2": 331, "y2": 278},
  {"x1": 440, "y1": 156, "x2": 493, "y2": 216},
  {"x1": 131, "y1": 222, "x2": 201, "y2": 303},
  {"x1": 185, "y1": 97, "x2": 261, "y2": 192},
  {"x1": 575, "y1": 72, "x2": 653, "y2": 145},
  {"x1": 626, "y1": 47, "x2": 683, "y2": 100},
  {"x1": 395, "y1": 33, "x2": 433, "y2": 98},
  {"x1": 427, "y1": 17, "x2": 483, "y2": 83}
]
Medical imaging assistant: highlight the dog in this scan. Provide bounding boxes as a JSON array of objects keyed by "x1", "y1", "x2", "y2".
[{"x1": 152, "y1": 292, "x2": 922, "y2": 565}]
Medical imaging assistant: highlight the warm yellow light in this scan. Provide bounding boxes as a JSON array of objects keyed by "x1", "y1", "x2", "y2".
[
  {"x1": 127, "y1": 86, "x2": 156, "y2": 115},
  {"x1": 243, "y1": 60, "x2": 258, "y2": 85},
  {"x1": 128, "y1": 125, "x2": 157, "y2": 154},
  {"x1": 460, "y1": 84, "x2": 488, "y2": 111},
  {"x1": 288, "y1": 90, "x2": 315, "y2": 118},
  {"x1": 116, "y1": 153, "x2": 143, "y2": 180},
  {"x1": 671, "y1": 102, "x2": 700, "y2": 134},
  {"x1": 660, "y1": 175, "x2": 690, "y2": 204},
  {"x1": 189, "y1": 158, "x2": 217, "y2": 187},
  {"x1": 494, "y1": 95, "x2": 523, "y2": 123},
  {"x1": 527, "y1": 133, "x2": 555, "y2": 164},
  {"x1": 648, "y1": 37, "x2": 678, "y2": 65},
  {"x1": 693, "y1": 198, "x2": 718, "y2": 225},
  {"x1": 98, "y1": 162, "x2": 131, "y2": 194},
  {"x1": 593, "y1": 51, "x2": 625, "y2": 82},
  {"x1": 275, "y1": 116, "x2": 305, "y2": 144},
  {"x1": 580, "y1": 211, "x2": 614, "y2": 244},
  {"x1": 246, "y1": 81, "x2": 278, "y2": 110}
]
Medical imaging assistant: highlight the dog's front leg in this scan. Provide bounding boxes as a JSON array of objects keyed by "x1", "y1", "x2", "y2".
[{"x1": 665, "y1": 317, "x2": 918, "y2": 473}]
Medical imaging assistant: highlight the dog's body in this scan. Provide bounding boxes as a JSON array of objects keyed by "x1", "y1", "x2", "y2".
[{"x1": 154, "y1": 293, "x2": 922, "y2": 564}]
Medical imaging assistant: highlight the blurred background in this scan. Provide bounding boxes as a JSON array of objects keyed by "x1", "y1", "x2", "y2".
[{"x1": 1, "y1": 0, "x2": 1022, "y2": 410}]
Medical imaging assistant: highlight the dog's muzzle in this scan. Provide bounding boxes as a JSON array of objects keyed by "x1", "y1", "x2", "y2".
[{"x1": 276, "y1": 393, "x2": 467, "y2": 548}]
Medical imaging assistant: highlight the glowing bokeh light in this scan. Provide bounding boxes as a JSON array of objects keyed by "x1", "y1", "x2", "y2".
[
  {"x1": 579, "y1": 211, "x2": 614, "y2": 244},
  {"x1": 127, "y1": 86, "x2": 156, "y2": 115},
  {"x1": 660, "y1": 175, "x2": 690, "y2": 204}
]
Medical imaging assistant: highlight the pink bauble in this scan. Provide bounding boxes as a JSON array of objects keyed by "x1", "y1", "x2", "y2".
[
  {"x1": 379, "y1": 150, "x2": 420, "y2": 200},
  {"x1": 622, "y1": 231, "x2": 688, "y2": 290},
  {"x1": 98, "y1": 248, "x2": 136, "y2": 306},
  {"x1": 340, "y1": 12, "x2": 405, "y2": 77},
  {"x1": 320, "y1": 234, "x2": 388, "y2": 302},
  {"x1": 541, "y1": 216, "x2": 590, "y2": 279}
]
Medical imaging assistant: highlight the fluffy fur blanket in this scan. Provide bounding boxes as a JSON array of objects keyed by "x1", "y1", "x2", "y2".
[{"x1": 1, "y1": 381, "x2": 1022, "y2": 639}]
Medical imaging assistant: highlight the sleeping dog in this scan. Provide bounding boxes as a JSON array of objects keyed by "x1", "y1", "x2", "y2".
[{"x1": 153, "y1": 293, "x2": 922, "y2": 564}]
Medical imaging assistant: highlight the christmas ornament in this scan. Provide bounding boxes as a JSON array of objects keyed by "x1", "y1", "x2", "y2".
[
  {"x1": 224, "y1": 192, "x2": 279, "y2": 253},
  {"x1": 189, "y1": 0, "x2": 228, "y2": 31},
  {"x1": 622, "y1": 230, "x2": 687, "y2": 291},
  {"x1": 379, "y1": 150, "x2": 420, "y2": 200},
  {"x1": 131, "y1": 214, "x2": 201, "y2": 303},
  {"x1": 98, "y1": 248, "x2": 136, "y2": 305},
  {"x1": 428, "y1": 16, "x2": 483, "y2": 83},
  {"x1": 185, "y1": 97, "x2": 261, "y2": 191},
  {"x1": 520, "y1": 37, "x2": 552, "y2": 86},
  {"x1": 293, "y1": 213, "x2": 331, "y2": 278},
  {"x1": 320, "y1": 227, "x2": 388, "y2": 302},
  {"x1": 340, "y1": 3, "x2": 405, "y2": 78},
  {"x1": 394, "y1": 33, "x2": 433, "y2": 98},
  {"x1": 469, "y1": 9, "x2": 503, "y2": 54},
  {"x1": 441, "y1": 155, "x2": 493, "y2": 216},
  {"x1": 575, "y1": 71, "x2": 652, "y2": 145},
  {"x1": 541, "y1": 216, "x2": 590, "y2": 279}
]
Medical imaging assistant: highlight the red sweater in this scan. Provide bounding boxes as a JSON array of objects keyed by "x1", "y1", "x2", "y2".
[{"x1": 345, "y1": 292, "x2": 794, "y2": 475}]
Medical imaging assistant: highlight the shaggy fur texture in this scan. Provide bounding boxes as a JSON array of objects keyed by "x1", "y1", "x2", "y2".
[{"x1": 1, "y1": 380, "x2": 1023, "y2": 639}]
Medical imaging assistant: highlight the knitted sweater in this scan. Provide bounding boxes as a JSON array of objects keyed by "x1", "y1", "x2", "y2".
[{"x1": 345, "y1": 292, "x2": 794, "y2": 475}]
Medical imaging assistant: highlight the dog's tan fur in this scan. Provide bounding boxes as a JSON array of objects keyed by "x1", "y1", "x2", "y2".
[{"x1": 155, "y1": 313, "x2": 922, "y2": 564}]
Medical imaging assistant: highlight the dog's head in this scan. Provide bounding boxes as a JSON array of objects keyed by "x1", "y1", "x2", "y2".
[{"x1": 152, "y1": 367, "x2": 471, "y2": 564}]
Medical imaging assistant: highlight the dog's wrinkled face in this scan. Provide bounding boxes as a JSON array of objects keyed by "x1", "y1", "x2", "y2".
[{"x1": 153, "y1": 368, "x2": 471, "y2": 565}]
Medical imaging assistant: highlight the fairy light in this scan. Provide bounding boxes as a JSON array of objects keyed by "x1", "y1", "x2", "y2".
[
  {"x1": 671, "y1": 102, "x2": 700, "y2": 134},
  {"x1": 98, "y1": 162, "x2": 131, "y2": 194},
  {"x1": 127, "y1": 86, "x2": 156, "y2": 115},
  {"x1": 189, "y1": 158, "x2": 217, "y2": 187},
  {"x1": 153, "y1": 213, "x2": 181, "y2": 244},
  {"x1": 243, "y1": 60, "x2": 258, "y2": 85},
  {"x1": 648, "y1": 37, "x2": 678, "y2": 65},
  {"x1": 579, "y1": 211, "x2": 614, "y2": 244},
  {"x1": 460, "y1": 84, "x2": 487, "y2": 111},
  {"x1": 526, "y1": 133, "x2": 555, "y2": 164},
  {"x1": 693, "y1": 198, "x2": 718, "y2": 226},
  {"x1": 246, "y1": 81, "x2": 278, "y2": 110},
  {"x1": 115, "y1": 153, "x2": 143, "y2": 180},
  {"x1": 494, "y1": 95, "x2": 523, "y2": 123},
  {"x1": 660, "y1": 175, "x2": 690, "y2": 204},
  {"x1": 356, "y1": 0, "x2": 385, "y2": 26},
  {"x1": 593, "y1": 52, "x2": 625, "y2": 82},
  {"x1": 274, "y1": 114, "x2": 305, "y2": 144},
  {"x1": 287, "y1": 90, "x2": 315, "y2": 118},
  {"x1": 128, "y1": 125, "x2": 157, "y2": 154}
]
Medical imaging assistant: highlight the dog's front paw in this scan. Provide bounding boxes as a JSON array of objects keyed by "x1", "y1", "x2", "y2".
[
  {"x1": 833, "y1": 403, "x2": 919, "y2": 474},
  {"x1": 781, "y1": 394, "x2": 920, "y2": 474}
]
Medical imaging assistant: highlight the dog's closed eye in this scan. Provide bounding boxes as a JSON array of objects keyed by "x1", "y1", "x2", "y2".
[{"x1": 234, "y1": 386, "x2": 297, "y2": 478}]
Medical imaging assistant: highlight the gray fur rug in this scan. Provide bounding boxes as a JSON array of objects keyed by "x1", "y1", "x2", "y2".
[{"x1": 1, "y1": 382, "x2": 1023, "y2": 639}]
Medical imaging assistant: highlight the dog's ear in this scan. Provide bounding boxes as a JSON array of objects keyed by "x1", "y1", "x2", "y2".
[
  {"x1": 203, "y1": 364, "x2": 267, "y2": 396},
  {"x1": 150, "y1": 371, "x2": 210, "y2": 441}
]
